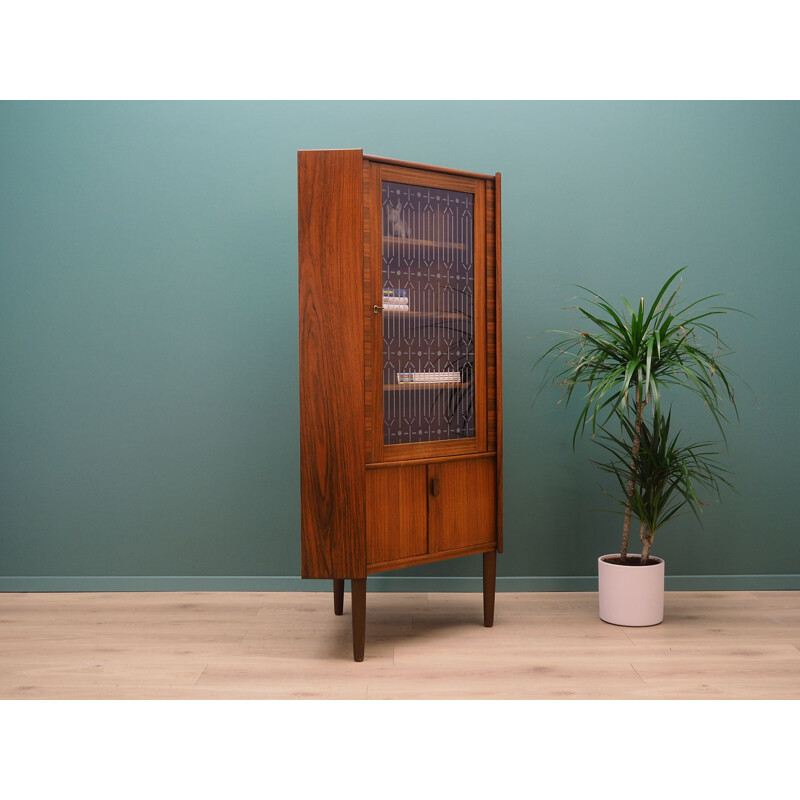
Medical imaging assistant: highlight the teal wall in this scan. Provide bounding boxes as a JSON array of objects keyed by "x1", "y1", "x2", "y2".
[{"x1": 1, "y1": 101, "x2": 798, "y2": 591}]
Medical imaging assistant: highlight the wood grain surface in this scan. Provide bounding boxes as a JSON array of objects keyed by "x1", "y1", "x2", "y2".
[
  {"x1": 428, "y1": 457, "x2": 496, "y2": 553},
  {"x1": 298, "y1": 149, "x2": 366, "y2": 579},
  {"x1": 366, "y1": 464, "x2": 428, "y2": 565},
  {"x1": 1, "y1": 590, "x2": 798, "y2": 699}
]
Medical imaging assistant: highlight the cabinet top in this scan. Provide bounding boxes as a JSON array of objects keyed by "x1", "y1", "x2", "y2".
[{"x1": 297, "y1": 148, "x2": 499, "y2": 182}]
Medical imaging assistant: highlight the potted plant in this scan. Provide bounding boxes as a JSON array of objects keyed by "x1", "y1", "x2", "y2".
[
  {"x1": 592, "y1": 407, "x2": 731, "y2": 625},
  {"x1": 533, "y1": 266, "x2": 744, "y2": 625}
]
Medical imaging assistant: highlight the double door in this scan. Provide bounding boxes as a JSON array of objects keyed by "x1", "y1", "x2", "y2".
[{"x1": 366, "y1": 457, "x2": 496, "y2": 569}]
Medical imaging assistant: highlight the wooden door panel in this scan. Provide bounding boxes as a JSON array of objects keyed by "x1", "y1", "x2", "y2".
[
  {"x1": 428, "y1": 458, "x2": 496, "y2": 553},
  {"x1": 366, "y1": 465, "x2": 428, "y2": 566}
]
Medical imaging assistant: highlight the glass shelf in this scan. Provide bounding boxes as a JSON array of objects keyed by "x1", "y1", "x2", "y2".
[
  {"x1": 384, "y1": 382, "x2": 472, "y2": 392},
  {"x1": 383, "y1": 235, "x2": 467, "y2": 251},
  {"x1": 381, "y1": 310, "x2": 472, "y2": 321}
]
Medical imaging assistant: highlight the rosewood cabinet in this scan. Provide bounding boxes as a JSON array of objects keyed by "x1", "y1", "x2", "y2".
[{"x1": 298, "y1": 149, "x2": 502, "y2": 660}]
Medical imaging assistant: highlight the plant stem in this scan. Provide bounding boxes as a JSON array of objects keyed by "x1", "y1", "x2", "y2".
[
  {"x1": 620, "y1": 386, "x2": 646, "y2": 559},
  {"x1": 640, "y1": 524, "x2": 653, "y2": 565}
]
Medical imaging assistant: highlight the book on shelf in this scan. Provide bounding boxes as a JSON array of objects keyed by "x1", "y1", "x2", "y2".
[
  {"x1": 383, "y1": 288, "x2": 410, "y2": 311},
  {"x1": 396, "y1": 371, "x2": 461, "y2": 384}
]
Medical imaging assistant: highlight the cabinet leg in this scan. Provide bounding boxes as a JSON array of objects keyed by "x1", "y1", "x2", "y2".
[
  {"x1": 351, "y1": 578, "x2": 366, "y2": 662},
  {"x1": 483, "y1": 550, "x2": 496, "y2": 628},
  {"x1": 333, "y1": 579, "x2": 344, "y2": 616}
]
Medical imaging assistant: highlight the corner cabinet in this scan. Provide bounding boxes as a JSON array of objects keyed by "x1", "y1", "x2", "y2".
[{"x1": 298, "y1": 149, "x2": 502, "y2": 661}]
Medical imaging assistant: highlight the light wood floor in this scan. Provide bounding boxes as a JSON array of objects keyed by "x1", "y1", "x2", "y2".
[{"x1": 1, "y1": 590, "x2": 798, "y2": 699}]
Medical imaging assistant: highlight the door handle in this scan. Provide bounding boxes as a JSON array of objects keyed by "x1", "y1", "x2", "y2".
[{"x1": 429, "y1": 476, "x2": 440, "y2": 497}]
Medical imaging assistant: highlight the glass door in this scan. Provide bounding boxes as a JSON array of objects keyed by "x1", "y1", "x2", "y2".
[{"x1": 371, "y1": 166, "x2": 486, "y2": 461}]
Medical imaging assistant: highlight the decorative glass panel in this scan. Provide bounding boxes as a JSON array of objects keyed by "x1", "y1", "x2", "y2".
[{"x1": 382, "y1": 180, "x2": 475, "y2": 445}]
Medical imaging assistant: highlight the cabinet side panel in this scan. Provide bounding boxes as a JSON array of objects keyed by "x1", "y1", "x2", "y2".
[
  {"x1": 298, "y1": 150, "x2": 366, "y2": 579},
  {"x1": 494, "y1": 173, "x2": 503, "y2": 553}
]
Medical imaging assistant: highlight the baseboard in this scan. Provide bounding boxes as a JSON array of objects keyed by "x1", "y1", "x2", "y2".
[{"x1": 1, "y1": 574, "x2": 798, "y2": 592}]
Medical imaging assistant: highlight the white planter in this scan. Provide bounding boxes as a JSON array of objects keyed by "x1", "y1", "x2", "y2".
[{"x1": 598, "y1": 554, "x2": 665, "y2": 627}]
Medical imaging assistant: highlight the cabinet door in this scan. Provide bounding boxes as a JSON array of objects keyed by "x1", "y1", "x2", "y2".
[
  {"x1": 366, "y1": 465, "x2": 428, "y2": 566},
  {"x1": 428, "y1": 458, "x2": 496, "y2": 553},
  {"x1": 367, "y1": 164, "x2": 487, "y2": 463}
]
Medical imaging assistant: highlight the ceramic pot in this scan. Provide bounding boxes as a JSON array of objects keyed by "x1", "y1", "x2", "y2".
[{"x1": 597, "y1": 554, "x2": 664, "y2": 627}]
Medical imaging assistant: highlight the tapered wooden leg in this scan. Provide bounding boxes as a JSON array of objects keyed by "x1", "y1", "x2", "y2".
[
  {"x1": 351, "y1": 578, "x2": 366, "y2": 662},
  {"x1": 333, "y1": 579, "x2": 344, "y2": 616},
  {"x1": 483, "y1": 550, "x2": 496, "y2": 627}
]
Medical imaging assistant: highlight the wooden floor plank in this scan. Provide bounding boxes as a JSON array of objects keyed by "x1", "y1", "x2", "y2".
[{"x1": 1, "y1": 590, "x2": 798, "y2": 699}]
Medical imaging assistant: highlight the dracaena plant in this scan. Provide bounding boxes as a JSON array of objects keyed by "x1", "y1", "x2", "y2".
[
  {"x1": 592, "y1": 407, "x2": 732, "y2": 563},
  {"x1": 533, "y1": 266, "x2": 743, "y2": 560}
]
